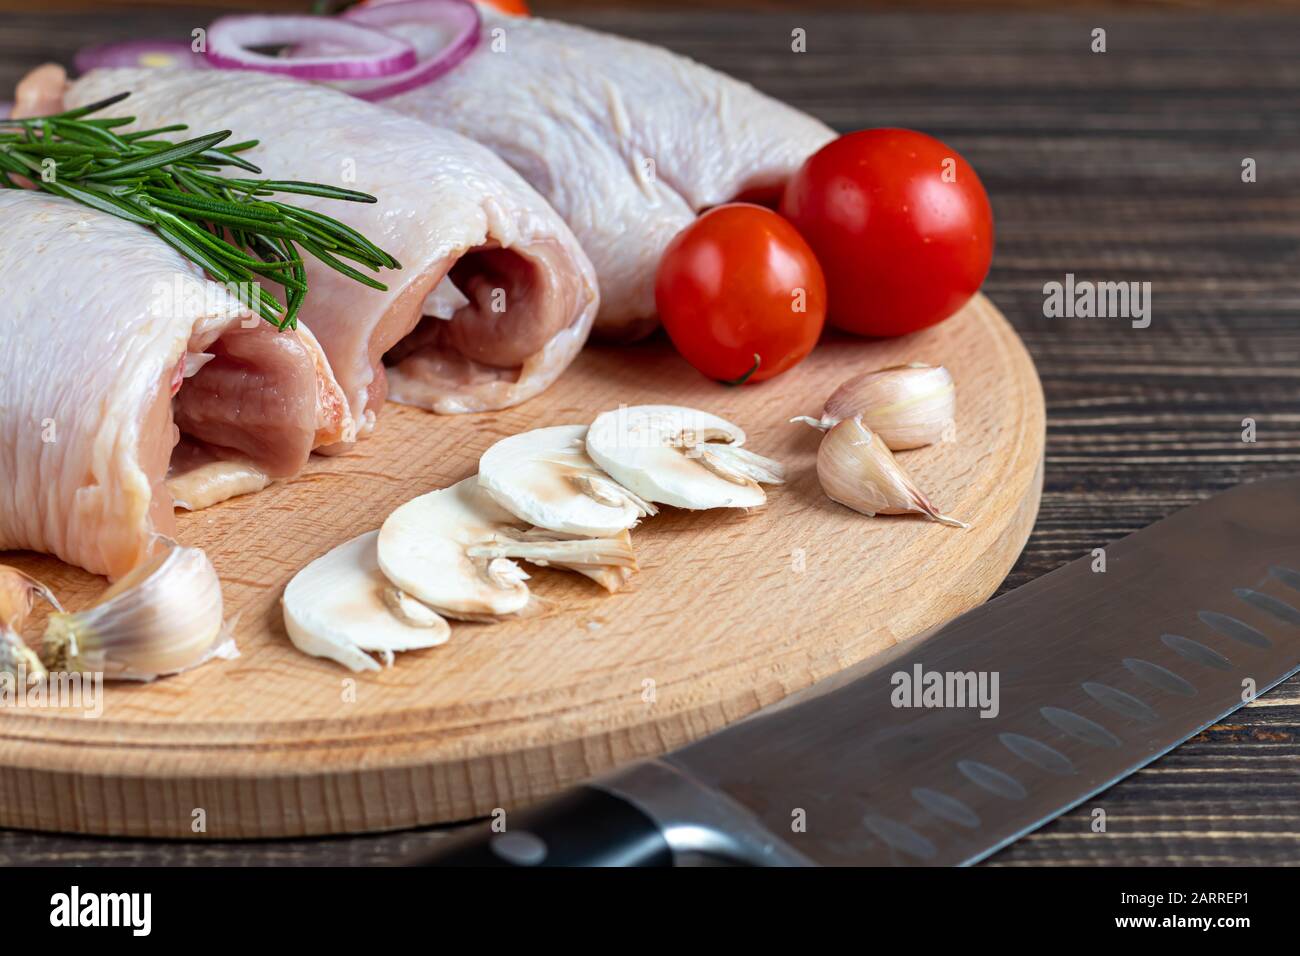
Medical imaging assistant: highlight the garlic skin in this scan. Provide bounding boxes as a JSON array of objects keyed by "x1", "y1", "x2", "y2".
[
  {"x1": 0, "y1": 566, "x2": 60, "y2": 677},
  {"x1": 816, "y1": 417, "x2": 967, "y2": 528},
  {"x1": 793, "y1": 364, "x2": 955, "y2": 450},
  {"x1": 42, "y1": 539, "x2": 232, "y2": 681}
]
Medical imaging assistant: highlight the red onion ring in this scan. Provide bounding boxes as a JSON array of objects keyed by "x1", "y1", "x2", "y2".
[
  {"x1": 328, "y1": 0, "x2": 482, "y2": 102},
  {"x1": 74, "y1": 40, "x2": 203, "y2": 75},
  {"x1": 205, "y1": 15, "x2": 418, "y2": 80}
]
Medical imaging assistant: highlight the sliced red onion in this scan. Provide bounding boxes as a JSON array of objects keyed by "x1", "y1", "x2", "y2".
[
  {"x1": 75, "y1": 40, "x2": 203, "y2": 75},
  {"x1": 332, "y1": 0, "x2": 481, "y2": 101},
  {"x1": 205, "y1": 14, "x2": 418, "y2": 80},
  {"x1": 0, "y1": 102, "x2": 11, "y2": 120}
]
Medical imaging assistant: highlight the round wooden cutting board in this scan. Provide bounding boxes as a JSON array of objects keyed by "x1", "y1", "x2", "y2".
[{"x1": 0, "y1": 294, "x2": 1043, "y2": 838}]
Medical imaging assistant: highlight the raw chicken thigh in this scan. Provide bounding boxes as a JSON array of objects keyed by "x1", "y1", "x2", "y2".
[
  {"x1": 380, "y1": 5, "x2": 836, "y2": 339},
  {"x1": 0, "y1": 192, "x2": 349, "y2": 577},
  {"x1": 57, "y1": 66, "x2": 599, "y2": 431}
]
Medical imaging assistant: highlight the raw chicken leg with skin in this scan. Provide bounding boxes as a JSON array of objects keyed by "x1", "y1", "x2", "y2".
[
  {"x1": 376, "y1": 4, "x2": 836, "y2": 340},
  {"x1": 51, "y1": 65, "x2": 599, "y2": 433},
  {"x1": 0, "y1": 192, "x2": 350, "y2": 578}
]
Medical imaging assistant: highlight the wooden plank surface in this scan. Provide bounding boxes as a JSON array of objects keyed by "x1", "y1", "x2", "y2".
[{"x1": 2, "y1": 6, "x2": 1299, "y2": 864}]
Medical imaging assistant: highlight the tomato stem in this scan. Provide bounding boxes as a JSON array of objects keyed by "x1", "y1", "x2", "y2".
[{"x1": 721, "y1": 353, "x2": 761, "y2": 387}]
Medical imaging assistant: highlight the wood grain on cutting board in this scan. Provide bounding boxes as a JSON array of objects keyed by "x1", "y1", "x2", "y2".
[{"x1": 0, "y1": 293, "x2": 1043, "y2": 838}]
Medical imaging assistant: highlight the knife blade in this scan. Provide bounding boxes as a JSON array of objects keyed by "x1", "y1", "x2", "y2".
[{"x1": 418, "y1": 476, "x2": 1300, "y2": 866}]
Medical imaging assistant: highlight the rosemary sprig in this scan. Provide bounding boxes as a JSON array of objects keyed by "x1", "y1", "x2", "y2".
[{"x1": 0, "y1": 92, "x2": 401, "y2": 330}]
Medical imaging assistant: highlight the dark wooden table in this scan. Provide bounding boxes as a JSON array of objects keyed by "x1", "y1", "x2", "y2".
[{"x1": 2, "y1": 6, "x2": 1298, "y2": 866}]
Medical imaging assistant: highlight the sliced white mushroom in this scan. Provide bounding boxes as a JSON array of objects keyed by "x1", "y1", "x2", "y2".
[
  {"x1": 585, "y1": 405, "x2": 785, "y2": 510},
  {"x1": 468, "y1": 528, "x2": 638, "y2": 594},
  {"x1": 478, "y1": 424, "x2": 655, "y2": 536},
  {"x1": 378, "y1": 478, "x2": 531, "y2": 620},
  {"x1": 378, "y1": 477, "x2": 639, "y2": 620},
  {"x1": 282, "y1": 530, "x2": 450, "y2": 673}
]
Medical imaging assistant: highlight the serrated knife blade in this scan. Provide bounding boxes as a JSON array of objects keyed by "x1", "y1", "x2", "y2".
[{"x1": 419, "y1": 476, "x2": 1300, "y2": 867}]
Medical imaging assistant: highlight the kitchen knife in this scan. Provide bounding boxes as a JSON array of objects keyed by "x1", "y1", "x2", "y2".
[{"x1": 417, "y1": 476, "x2": 1300, "y2": 866}]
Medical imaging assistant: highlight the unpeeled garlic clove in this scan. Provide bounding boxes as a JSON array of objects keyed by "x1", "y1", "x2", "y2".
[
  {"x1": 0, "y1": 565, "x2": 60, "y2": 677},
  {"x1": 792, "y1": 363, "x2": 955, "y2": 450},
  {"x1": 816, "y1": 416, "x2": 967, "y2": 528},
  {"x1": 42, "y1": 539, "x2": 233, "y2": 681}
]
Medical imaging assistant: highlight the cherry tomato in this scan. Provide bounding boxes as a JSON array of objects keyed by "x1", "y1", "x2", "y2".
[
  {"x1": 366, "y1": 0, "x2": 529, "y2": 12},
  {"x1": 655, "y1": 203, "x2": 826, "y2": 384},
  {"x1": 479, "y1": 0, "x2": 530, "y2": 14},
  {"x1": 780, "y1": 128, "x2": 994, "y2": 338}
]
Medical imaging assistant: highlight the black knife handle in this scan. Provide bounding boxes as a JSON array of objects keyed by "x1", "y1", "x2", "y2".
[{"x1": 412, "y1": 786, "x2": 674, "y2": 867}]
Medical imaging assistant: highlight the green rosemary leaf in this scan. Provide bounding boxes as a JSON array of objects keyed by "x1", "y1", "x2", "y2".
[
  {"x1": 297, "y1": 237, "x2": 390, "y2": 291},
  {"x1": 8, "y1": 140, "x2": 115, "y2": 159},
  {"x1": 82, "y1": 130, "x2": 231, "y2": 181},
  {"x1": 148, "y1": 200, "x2": 304, "y2": 238},
  {"x1": 121, "y1": 124, "x2": 189, "y2": 142},
  {"x1": 43, "y1": 180, "x2": 156, "y2": 225},
  {"x1": 144, "y1": 187, "x2": 283, "y2": 222},
  {"x1": 21, "y1": 91, "x2": 131, "y2": 123},
  {"x1": 231, "y1": 178, "x2": 378, "y2": 204},
  {"x1": 2, "y1": 93, "x2": 401, "y2": 329},
  {"x1": 78, "y1": 115, "x2": 137, "y2": 130},
  {"x1": 48, "y1": 118, "x2": 132, "y2": 151},
  {"x1": 194, "y1": 149, "x2": 263, "y2": 174},
  {"x1": 277, "y1": 204, "x2": 401, "y2": 269}
]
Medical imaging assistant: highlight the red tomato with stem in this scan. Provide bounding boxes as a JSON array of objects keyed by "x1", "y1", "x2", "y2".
[
  {"x1": 780, "y1": 128, "x2": 994, "y2": 338},
  {"x1": 655, "y1": 203, "x2": 826, "y2": 384}
]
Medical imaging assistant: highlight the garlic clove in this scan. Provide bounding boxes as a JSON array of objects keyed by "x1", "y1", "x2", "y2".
[
  {"x1": 283, "y1": 530, "x2": 450, "y2": 673},
  {"x1": 794, "y1": 363, "x2": 956, "y2": 451},
  {"x1": 0, "y1": 565, "x2": 60, "y2": 677},
  {"x1": 586, "y1": 405, "x2": 783, "y2": 510},
  {"x1": 816, "y1": 416, "x2": 967, "y2": 528},
  {"x1": 41, "y1": 538, "x2": 233, "y2": 681}
]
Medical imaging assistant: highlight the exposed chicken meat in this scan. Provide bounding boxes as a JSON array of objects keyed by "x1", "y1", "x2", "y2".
[
  {"x1": 0, "y1": 192, "x2": 343, "y2": 578},
  {"x1": 60, "y1": 66, "x2": 600, "y2": 430},
  {"x1": 378, "y1": 5, "x2": 835, "y2": 339}
]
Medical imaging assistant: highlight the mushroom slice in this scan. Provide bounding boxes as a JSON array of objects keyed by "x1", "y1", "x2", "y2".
[
  {"x1": 585, "y1": 405, "x2": 785, "y2": 510},
  {"x1": 468, "y1": 528, "x2": 639, "y2": 594},
  {"x1": 379, "y1": 478, "x2": 533, "y2": 620},
  {"x1": 379, "y1": 477, "x2": 640, "y2": 618},
  {"x1": 283, "y1": 530, "x2": 450, "y2": 673},
  {"x1": 478, "y1": 424, "x2": 656, "y2": 536}
]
